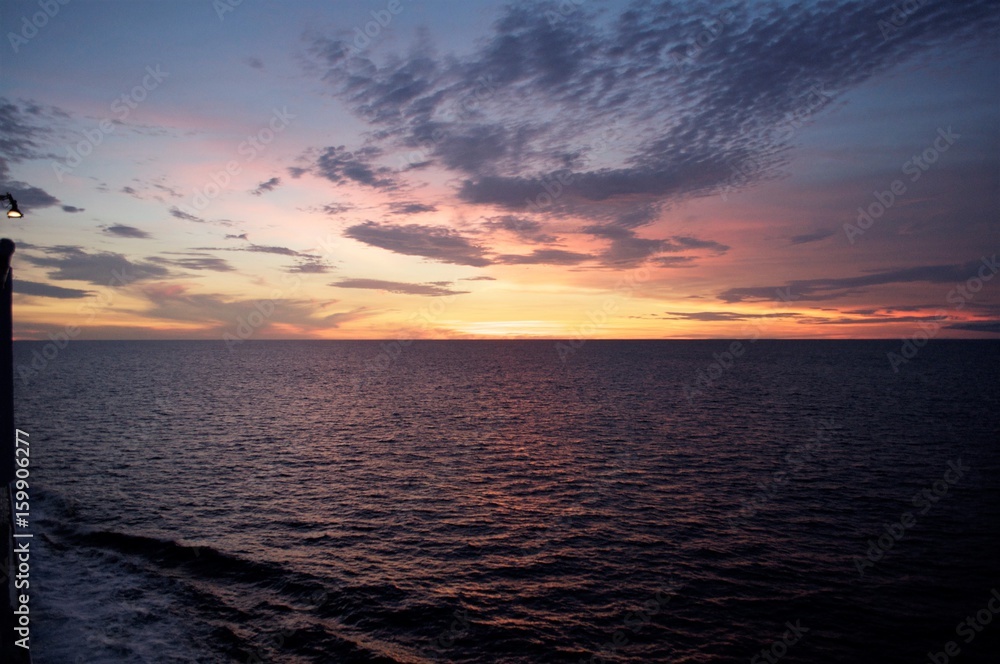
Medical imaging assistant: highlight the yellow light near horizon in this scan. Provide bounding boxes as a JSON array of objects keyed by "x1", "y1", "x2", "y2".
[{"x1": 456, "y1": 320, "x2": 569, "y2": 337}]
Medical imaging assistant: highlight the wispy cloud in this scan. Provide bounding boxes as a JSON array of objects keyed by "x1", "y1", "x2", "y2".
[
  {"x1": 296, "y1": 146, "x2": 396, "y2": 189},
  {"x1": 148, "y1": 253, "x2": 235, "y2": 272},
  {"x1": 388, "y1": 201, "x2": 437, "y2": 215},
  {"x1": 286, "y1": 257, "x2": 333, "y2": 274},
  {"x1": 169, "y1": 206, "x2": 204, "y2": 223},
  {"x1": 0, "y1": 97, "x2": 69, "y2": 211},
  {"x1": 946, "y1": 320, "x2": 1000, "y2": 334},
  {"x1": 495, "y1": 248, "x2": 593, "y2": 265},
  {"x1": 481, "y1": 215, "x2": 557, "y2": 244},
  {"x1": 250, "y1": 177, "x2": 281, "y2": 196},
  {"x1": 789, "y1": 229, "x2": 836, "y2": 245},
  {"x1": 139, "y1": 283, "x2": 367, "y2": 332},
  {"x1": 719, "y1": 260, "x2": 993, "y2": 303},
  {"x1": 331, "y1": 278, "x2": 468, "y2": 297},
  {"x1": 343, "y1": 221, "x2": 491, "y2": 267},
  {"x1": 14, "y1": 280, "x2": 93, "y2": 299},
  {"x1": 103, "y1": 224, "x2": 152, "y2": 239},
  {"x1": 306, "y1": 0, "x2": 997, "y2": 215},
  {"x1": 242, "y1": 244, "x2": 302, "y2": 257},
  {"x1": 20, "y1": 246, "x2": 170, "y2": 285}
]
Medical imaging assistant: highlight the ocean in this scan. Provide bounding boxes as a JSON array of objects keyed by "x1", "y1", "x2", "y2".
[{"x1": 11, "y1": 340, "x2": 1000, "y2": 663}]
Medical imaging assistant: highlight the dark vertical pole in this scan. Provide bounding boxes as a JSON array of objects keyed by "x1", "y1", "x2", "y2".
[
  {"x1": 0, "y1": 239, "x2": 13, "y2": 654},
  {"x1": 0, "y1": 238, "x2": 13, "y2": 486}
]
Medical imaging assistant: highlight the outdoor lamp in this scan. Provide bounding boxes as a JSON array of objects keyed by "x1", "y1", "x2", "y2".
[{"x1": 0, "y1": 194, "x2": 21, "y2": 219}]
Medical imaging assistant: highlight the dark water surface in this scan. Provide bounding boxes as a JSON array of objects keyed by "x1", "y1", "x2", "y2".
[{"x1": 12, "y1": 340, "x2": 1000, "y2": 663}]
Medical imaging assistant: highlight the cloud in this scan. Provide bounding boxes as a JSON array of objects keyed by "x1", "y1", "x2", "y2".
[
  {"x1": 62, "y1": 205, "x2": 85, "y2": 213},
  {"x1": 148, "y1": 253, "x2": 235, "y2": 272},
  {"x1": 331, "y1": 278, "x2": 468, "y2": 297},
  {"x1": 343, "y1": 220, "x2": 491, "y2": 266},
  {"x1": 245, "y1": 56, "x2": 264, "y2": 70},
  {"x1": 251, "y1": 177, "x2": 281, "y2": 196},
  {"x1": 667, "y1": 236, "x2": 729, "y2": 254},
  {"x1": 139, "y1": 282, "x2": 367, "y2": 332},
  {"x1": 0, "y1": 100, "x2": 85, "y2": 210},
  {"x1": 8, "y1": 183, "x2": 60, "y2": 209},
  {"x1": 20, "y1": 246, "x2": 170, "y2": 285},
  {"x1": 122, "y1": 180, "x2": 183, "y2": 202},
  {"x1": 810, "y1": 314, "x2": 953, "y2": 325},
  {"x1": 225, "y1": 233, "x2": 248, "y2": 240},
  {"x1": 192, "y1": 243, "x2": 330, "y2": 271},
  {"x1": 495, "y1": 248, "x2": 593, "y2": 265},
  {"x1": 320, "y1": 202, "x2": 353, "y2": 215},
  {"x1": 153, "y1": 182, "x2": 182, "y2": 198},
  {"x1": 243, "y1": 244, "x2": 302, "y2": 257},
  {"x1": 388, "y1": 201, "x2": 437, "y2": 215},
  {"x1": 718, "y1": 259, "x2": 995, "y2": 303},
  {"x1": 582, "y1": 223, "x2": 729, "y2": 267},
  {"x1": 653, "y1": 256, "x2": 698, "y2": 268},
  {"x1": 789, "y1": 229, "x2": 836, "y2": 245},
  {"x1": 307, "y1": 146, "x2": 396, "y2": 189},
  {"x1": 460, "y1": 275, "x2": 495, "y2": 281},
  {"x1": 169, "y1": 206, "x2": 204, "y2": 223},
  {"x1": 655, "y1": 310, "x2": 803, "y2": 322},
  {"x1": 103, "y1": 224, "x2": 152, "y2": 239},
  {"x1": 945, "y1": 320, "x2": 1000, "y2": 334},
  {"x1": 481, "y1": 215, "x2": 557, "y2": 243},
  {"x1": 286, "y1": 257, "x2": 333, "y2": 274},
  {"x1": 306, "y1": 0, "x2": 998, "y2": 213},
  {"x1": 0, "y1": 99, "x2": 47, "y2": 164},
  {"x1": 581, "y1": 224, "x2": 661, "y2": 266},
  {"x1": 14, "y1": 280, "x2": 92, "y2": 299}
]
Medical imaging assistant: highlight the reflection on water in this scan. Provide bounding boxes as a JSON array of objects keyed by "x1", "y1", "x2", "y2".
[{"x1": 14, "y1": 340, "x2": 1000, "y2": 663}]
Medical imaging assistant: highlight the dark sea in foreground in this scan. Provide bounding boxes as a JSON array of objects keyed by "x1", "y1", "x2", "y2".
[{"x1": 11, "y1": 340, "x2": 1000, "y2": 663}]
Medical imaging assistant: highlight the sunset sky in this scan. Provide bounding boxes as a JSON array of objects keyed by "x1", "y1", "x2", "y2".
[{"x1": 1, "y1": 0, "x2": 998, "y2": 340}]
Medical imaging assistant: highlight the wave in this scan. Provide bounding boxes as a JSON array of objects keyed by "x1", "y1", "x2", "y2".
[{"x1": 48, "y1": 526, "x2": 465, "y2": 662}]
